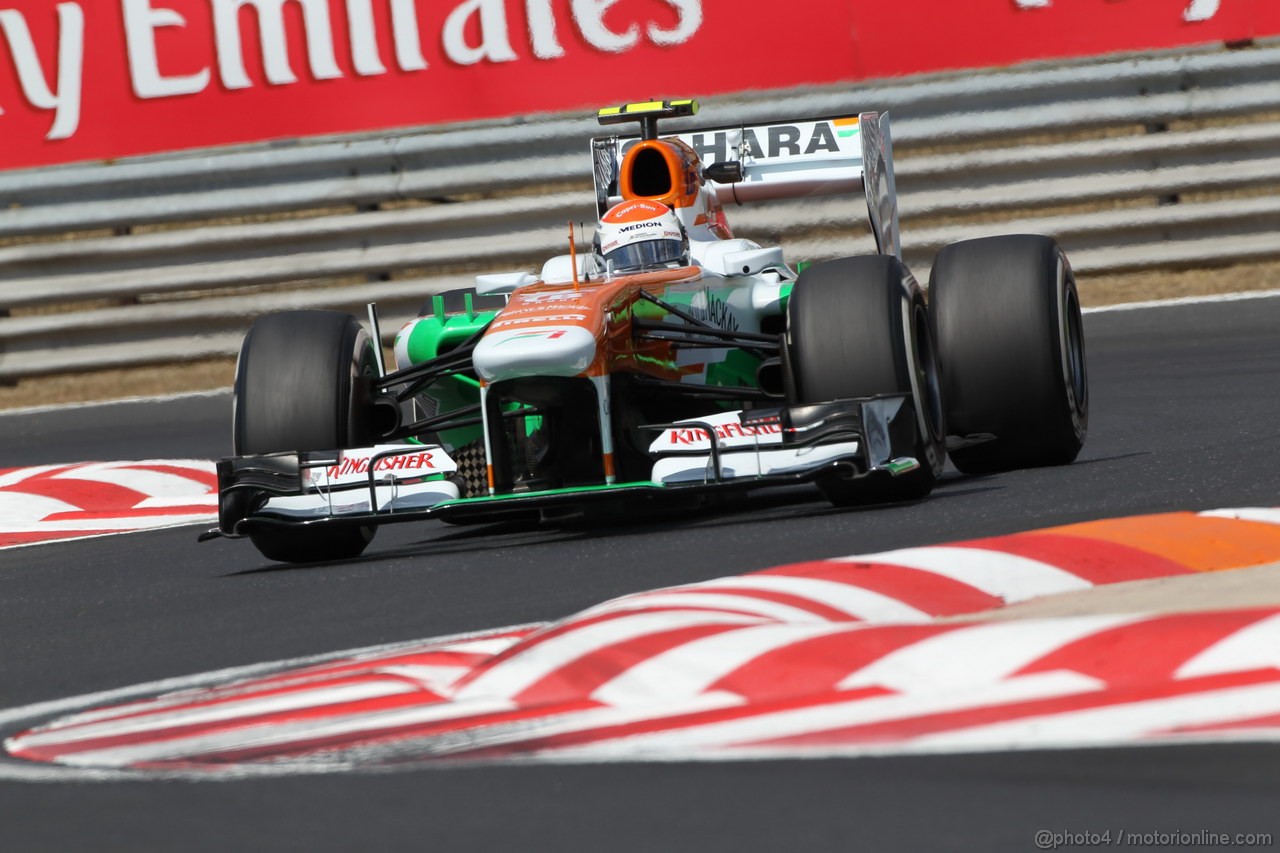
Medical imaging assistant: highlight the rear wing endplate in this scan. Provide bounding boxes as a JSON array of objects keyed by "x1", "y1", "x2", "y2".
[{"x1": 591, "y1": 111, "x2": 900, "y2": 259}]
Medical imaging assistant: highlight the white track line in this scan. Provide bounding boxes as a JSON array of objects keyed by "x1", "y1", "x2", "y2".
[
  {"x1": 1083, "y1": 288, "x2": 1280, "y2": 314},
  {"x1": 0, "y1": 514, "x2": 217, "y2": 533},
  {"x1": 0, "y1": 390, "x2": 230, "y2": 419},
  {"x1": 0, "y1": 521, "x2": 220, "y2": 552}
]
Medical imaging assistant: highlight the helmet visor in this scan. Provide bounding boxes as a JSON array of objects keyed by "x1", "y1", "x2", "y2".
[{"x1": 604, "y1": 238, "x2": 686, "y2": 273}]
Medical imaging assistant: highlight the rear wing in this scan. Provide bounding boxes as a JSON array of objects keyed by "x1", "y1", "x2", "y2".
[{"x1": 591, "y1": 111, "x2": 901, "y2": 259}]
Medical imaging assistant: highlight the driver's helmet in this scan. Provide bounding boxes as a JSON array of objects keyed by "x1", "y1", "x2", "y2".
[{"x1": 593, "y1": 199, "x2": 689, "y2": 275}]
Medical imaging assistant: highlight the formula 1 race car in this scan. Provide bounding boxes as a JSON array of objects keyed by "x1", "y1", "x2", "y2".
[{"x1": 203, "y1": 100, "x2": 1088, "y2": 563}]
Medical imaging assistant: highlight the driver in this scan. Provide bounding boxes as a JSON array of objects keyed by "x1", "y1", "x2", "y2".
[{"x1": 593, "y1": 199, "x2": 690, "y2": 276}]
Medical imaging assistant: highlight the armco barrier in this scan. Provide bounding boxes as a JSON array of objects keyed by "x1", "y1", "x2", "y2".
[{"x1": 1, "y1": 42, "x2": 1279, "y2": 380}]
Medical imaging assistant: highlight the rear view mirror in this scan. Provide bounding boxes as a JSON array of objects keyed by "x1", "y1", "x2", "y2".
[{"x1": 704, "y1": 161, "x2": 745, "y2": 184}]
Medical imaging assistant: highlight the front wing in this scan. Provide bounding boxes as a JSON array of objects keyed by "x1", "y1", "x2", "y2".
[{"x1": 202, "y1": 394, "x2": 925, "y2": 541}]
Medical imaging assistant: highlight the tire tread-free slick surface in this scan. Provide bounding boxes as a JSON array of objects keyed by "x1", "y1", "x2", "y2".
[
  {"x1": 233, "y1": 310, "x2": 378, "y2": 562},
  {"x1": 787, "y1": 255, "x2": 943, "y2": 503},
  {"x1": 930, "y1": 234, "x2": 1088, "y2": 473}
]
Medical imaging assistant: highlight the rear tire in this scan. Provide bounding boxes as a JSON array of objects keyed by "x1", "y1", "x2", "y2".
[
  {"x1": 233, "y1": 310, "x2": 379, "y2": 563},
  {"x1": 787, "y1": 256, "x2": 945, "y2": 505},
  {"x1": 930, "y1": 235, "x2": 1088, "y2": 474}
]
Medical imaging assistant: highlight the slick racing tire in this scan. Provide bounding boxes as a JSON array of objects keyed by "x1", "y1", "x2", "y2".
[
  {"x1": 787, "y1": 255, "x2": 945, "y2": 505},
  {"x1": 930, "y1": 234, "x2": 1088, "y2": 474},
  {"x1": 234, "y1": 310, "x2": 380, "y2": 563}
]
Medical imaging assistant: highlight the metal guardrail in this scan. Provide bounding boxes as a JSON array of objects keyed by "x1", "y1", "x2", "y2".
[{"x1": 2, "y1": 41, "x2": 1279, "y2": 380}]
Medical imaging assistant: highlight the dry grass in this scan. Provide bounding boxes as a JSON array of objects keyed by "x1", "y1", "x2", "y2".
[
  {"x1": 129, "y1": 205, "x2": 360, "y2": 235},
  {"x1": 1078, "y1": 258, "x2": 1280, "y2": 306},
  {"x1": 1167, "y1": 109, "x2": 1280, "y2": 133},
  {"x1": 1180, "y1": 182, "x2": 1280, "y2": 205},
  {"x1": 897, "y1": 124, "x2": 1147, "y2": 158},
  {"x1": 0, "y1": 227, "x2": 118, "y2": 249},
  {"x1": 12, "y1": 298, "x2": 130, "y2": 317},
  {"x1": 906, "y1": 196, "x2": 1155, "y2": 231},
  {"x1": 0, "y1": 359, "x2": 237, "y2": 412}
]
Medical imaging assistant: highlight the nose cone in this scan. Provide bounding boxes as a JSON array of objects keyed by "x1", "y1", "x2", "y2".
[{"x1": 473, "y1": 326, "x2": 599, "y2": 382}]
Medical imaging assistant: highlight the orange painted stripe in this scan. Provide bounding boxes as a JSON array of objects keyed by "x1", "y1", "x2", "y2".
[
  {"x1": 603, "y1": 454, "x2": 616, "y2": 479},
  {"x1": 1042, "y1": 513, "x2": 1280, "y2": 573},
  {"x1": 486, "y1": 464, "x2": 495, "y2": 493},
  {"x1": 958, "y1": 532, "x2": 1192, "y2": 583}
]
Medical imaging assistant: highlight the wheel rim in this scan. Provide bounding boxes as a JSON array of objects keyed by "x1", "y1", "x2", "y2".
[
  {"x1": 1057, "y1": 263, "x2": 1088, "y2": 436},
  {"x1": 1064, "y1": 287, "x2": 1086, "y2": 407},
  {"x1": 907, "y1": 300, "x2": 946, "y2": 446},
  {"x1": 346, "y1": 328, "x2": 380, "y2": 448}
]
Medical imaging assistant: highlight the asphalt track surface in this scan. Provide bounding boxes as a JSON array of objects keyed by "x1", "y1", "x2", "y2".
[{"x1": 3, "y1": 296, "x2": 1280, "y2": 851}]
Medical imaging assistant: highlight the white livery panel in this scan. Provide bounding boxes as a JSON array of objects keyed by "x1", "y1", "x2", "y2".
[
  {"x1": 647, "y1": 410, "x2": 859, "y2": 485},
  {"x1": 261, "y1": 444, "x2": 460, "y2": 519}
]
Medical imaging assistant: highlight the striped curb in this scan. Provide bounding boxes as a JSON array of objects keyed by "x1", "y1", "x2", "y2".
[
  {"x1": 0, "y1": 461, "x2": 217, "y2": 549},
  {"x1": 7, "y1": 506, "x2": 1280, "y2": 771}
]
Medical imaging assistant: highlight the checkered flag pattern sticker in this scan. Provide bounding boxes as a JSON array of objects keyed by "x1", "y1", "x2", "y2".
[{"x1": 449, "y1": 441, "x2": 489, "y2": 498}]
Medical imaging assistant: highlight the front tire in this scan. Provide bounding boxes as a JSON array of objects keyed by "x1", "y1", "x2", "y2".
[
  {"x1": 233, "y1": 310, "x2": 379, "y2": 563},
  {"x1": 930, "y1": 234, "x2": 1088, "y2": 474},
  {"x1": 787, "y1": 255, "x2": 945, "y2": 505}
]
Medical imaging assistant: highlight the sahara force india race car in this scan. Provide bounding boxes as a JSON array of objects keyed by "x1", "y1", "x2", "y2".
[{"x1": 202, "y1": 100, "x2": 1089, "y2": 564}]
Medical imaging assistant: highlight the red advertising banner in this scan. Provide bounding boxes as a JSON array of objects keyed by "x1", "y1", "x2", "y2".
[{"x1": 0, "y1": 0, "x2": 1277, "y2": 172}]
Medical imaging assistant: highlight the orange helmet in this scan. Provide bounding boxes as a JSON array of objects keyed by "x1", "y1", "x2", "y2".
[{"x1": 593, "y1": 199, "x2": 689, "y2": 276}]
